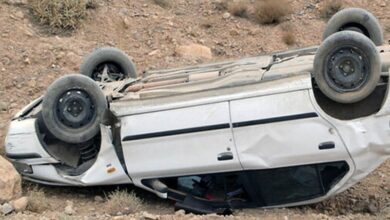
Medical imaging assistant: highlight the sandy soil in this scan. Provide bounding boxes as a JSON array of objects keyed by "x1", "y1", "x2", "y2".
[{"x1": 0, "y1": 0, "x2": 389, "y2": 219}]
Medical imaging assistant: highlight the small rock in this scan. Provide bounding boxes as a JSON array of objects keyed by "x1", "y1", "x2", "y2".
[
  {"x1": 94, "y1": 195, "x2": 104, "y2": 202},
  {"x1": 56, "y1": 51, "x2": 66, "y2": 60},
  {"x1": 141, "y1": 211, "x2": 158, "y2": 220},
  {"x1": 26, "y1": 80, "x2": 37, "y2": 88},
  {"x1": 1, "y1": 57, "x2": 11, "y2": 65},
  {"x1": 9, "y1": 103, "x2": 18, "y2": 109},
  {"x1": 0, "y1": 156, "x2": 22, "y2": 203},
  {"x1": 230, "y1": 29, "x2": 239, "y2": 36},
  {"x1": 148, "y1": 49, "x2": 160, "y2": 56},
  {"x1": 23, "y1": 27, "x2": 34, "y2": 36},
  {"x1": 4, "y1": 0, "x2": 27, "y2": 5},
  {"x1": 175, "y1": 209, "x2": 185, "y2": 216},
  {"x1": 23, "y1": 58, "x2": 30, "y2": 65},
  {"x1": 306, "y1": 3, "x2": 315, "y2": 9},
  {"x1": 1, "y1": 203, "x2": 14, "y2": 215},
  {"x1": 222, "y1": 12, "x2": 231, "y2": 19},
  {"x1": 64, "y1": 205, "x2": 75, "y2": 215},
  {"x1": 0, "y1": 101, "x2": 8, "y2": 111},
  {"x1": 15, "y1": 11, "x2": 24, "y2": 19},
  {"x1": 11, "y1": 197, "x2": 28, "y2": 212},
  {"x1": 175, "y1": 43, "x2": 212, "y2": 60},
  {"x1": 123, "y1": 17, "x2": 131, "y2": 29},
  {"x1": 367, "y1": 202, "x2": 379, "y2": 214}
]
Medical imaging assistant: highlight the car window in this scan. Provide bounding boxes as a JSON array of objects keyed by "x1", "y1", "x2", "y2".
[{"x1": 247, "y1": 161, "x2": 349, "y2": 206}]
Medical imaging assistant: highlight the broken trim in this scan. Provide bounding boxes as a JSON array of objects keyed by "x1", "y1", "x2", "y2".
[{"x1": 102, "y1": 109, "x2": 131, "y2": 178}]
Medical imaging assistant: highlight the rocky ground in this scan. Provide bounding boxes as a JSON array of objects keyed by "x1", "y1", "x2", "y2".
[{"x1": 0, "y1": 0, "x2": 389, "y2": 219}]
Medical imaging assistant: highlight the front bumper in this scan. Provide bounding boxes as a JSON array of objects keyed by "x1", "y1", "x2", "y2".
[{"x1": 5, "y1": 118, "x2": 132, "y2": 186}]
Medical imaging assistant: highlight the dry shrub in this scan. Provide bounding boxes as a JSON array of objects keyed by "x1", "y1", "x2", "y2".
[
  {"x1": 254, "y1": 0, "x2": 291, "y2": 24},
  {"x1": 27, "y1": 187, "x2": 50, "y2": 213},
  {"x1": 228, "y1": 1, "x2": 248, "y2": 18},
  {"x1": 281, "y1": 23, "x2": 295, "y2": 45},
  {"x1": 320, "y1": 0, "x2": 343, "y2": 19},
  {"x1": 86, "y1": 0, "x2": 101, "y2": 9},
  {"x1": 282, "y1": 31, "x2": 296, "y2": 45},
  {"x1": 153, "y1": 0, "x2": 170, "y2": 9},
  {"x1": 29, "y1": 0, "x2": 89, "y2": 31},
  {"x1": 214, "y1": 0, "x2": 229, "y2": 11},
  {"x1": 105, "y1": 189, "x2": 143, "y2": 216}
]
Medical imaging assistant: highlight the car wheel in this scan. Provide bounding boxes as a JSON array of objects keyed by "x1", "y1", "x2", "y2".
[
  {"x1": 80, "y1": 47, "x2": 137, "y2": 82},
  {"x1": 314, "y1": 31, "x2": 381, "y2": 104},
  {"x1": 42, "y1": 74, "x2": 108, "y2": 144},
  {"x1": 322, "y1": 8, "x2": 383, "y2": 46}
]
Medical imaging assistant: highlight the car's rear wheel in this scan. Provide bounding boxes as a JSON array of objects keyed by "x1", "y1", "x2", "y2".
[
  {"x1": 42, "y1": 74, "x2": 107, "y2": 144},
  {"x1": 314, "y1": 31, "x2": 381, "y2": 104},
  {"x1": 80, "y1": 47, "x2": 137, "y2": 82},
  {"x1": 323, "y1": 8, "x2": 383, "y2": 46}
]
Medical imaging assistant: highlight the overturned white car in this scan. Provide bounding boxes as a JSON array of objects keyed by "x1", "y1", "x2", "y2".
[{"x1": 5, "y1": 8, "x2": 390, "y2": 214}]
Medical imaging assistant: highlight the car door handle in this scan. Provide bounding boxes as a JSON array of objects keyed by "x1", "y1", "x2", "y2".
[
  {"x1": 319, "y1": 141, "x2": 335, "y2": 150},
  {"x1": 218, "y1": 152, "x2": 233, "y2": 161}
]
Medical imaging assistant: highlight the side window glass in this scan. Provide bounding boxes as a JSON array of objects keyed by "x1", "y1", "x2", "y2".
[
  {"x1": 249, "y1": 161, "x2": 349, "y2": 206},
  {"x1": 318, "y1": 162, "x2": 349, "y2": 192},
  {"x1": 157, "y1": 162, "x2": 349, "y2": 208}
]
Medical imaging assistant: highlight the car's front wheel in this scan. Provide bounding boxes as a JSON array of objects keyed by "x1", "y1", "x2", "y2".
[
  {"x1": 313, "y1": 31, "x2": 381, "y2": 104},
  {"x1": 42, "y1": 74, "x2": 108, "y2": 144}
]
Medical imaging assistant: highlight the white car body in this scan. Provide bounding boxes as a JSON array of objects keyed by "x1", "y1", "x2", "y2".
[{"x1": 5, "y1": 46, "x2": 390, "y2": 213}]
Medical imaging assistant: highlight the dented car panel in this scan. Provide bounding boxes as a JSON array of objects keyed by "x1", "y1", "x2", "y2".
[{"x1": 309, "y1": 82, "x2": 390, "y2": 193}]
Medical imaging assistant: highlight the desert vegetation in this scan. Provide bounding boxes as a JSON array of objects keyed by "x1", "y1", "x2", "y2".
[
  {"x1": 228, "y1": 0, "x2": 249, "y2": 18},
  {"x1": 29, "y1": 0, "x2": 99, "y2": 32},
  {"x1": 153, "y1": 0, "x2": 170, "y2": 9},
  {"x1": 26, "y1": 187, "x2": 50, "y2": 213},
  {"x1": 104, "y1": 189, "x2": 144, "y2": 216},
  {"x1": 319, "y1": 0, "x2": 343, "y2": 19},
  {"x1": 253, "y1": 0, "x2": 291, "y2": 24}
]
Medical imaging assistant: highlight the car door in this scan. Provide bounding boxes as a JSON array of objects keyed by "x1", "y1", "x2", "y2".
[
  {"x1": 230, "y1": 90, "x2": 353, "y2": 170},
  {"x1": 120, "y1": 102, "x2": 242, "y2": 180}
]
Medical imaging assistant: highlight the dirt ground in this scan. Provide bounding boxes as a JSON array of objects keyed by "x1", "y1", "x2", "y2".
[{"x1": 0, "y1": 0, "x2": 389, "y2": 219}]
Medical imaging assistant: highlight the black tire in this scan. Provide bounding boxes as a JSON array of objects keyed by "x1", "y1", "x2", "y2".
[
  {"x1": 323, "y1": 8, "x2": 383, "y2": 46},
  {"x1": 80, "y1": 47, "x2": 137, "y2": 82},
  {"x1": 42, "y1": 74, "x2": 108, "y2": 144},
  {"x1": 314, "y1": 31, "x2": 381, "y2": 104}
]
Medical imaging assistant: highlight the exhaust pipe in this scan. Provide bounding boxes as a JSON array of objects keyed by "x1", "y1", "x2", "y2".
[{"x1": 144, "y1": 179, "x2": 168, "y2": 194}]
